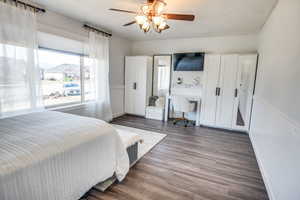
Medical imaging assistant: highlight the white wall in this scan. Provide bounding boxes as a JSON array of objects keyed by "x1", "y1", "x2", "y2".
[
  {"x1": 109, "y1": 36, "x2": 132, "y2": 117},
  {"x1": 250, "y1": 0, "x2": 300, "y2": 199},
  {"x1": 37, "y1": 10, "x2": 131, "y2": 118},
  {"x1": 37, "y1": 10, "x2": 87, "y2": 42},
  {"x1": 132, "y1": 34, "x2": 258, "y2": 55}
]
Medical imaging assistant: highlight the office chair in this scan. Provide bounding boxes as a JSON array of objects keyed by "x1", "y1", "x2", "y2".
[{"x1": 172, "y1": 96, "x2": 196, "y2": 127}]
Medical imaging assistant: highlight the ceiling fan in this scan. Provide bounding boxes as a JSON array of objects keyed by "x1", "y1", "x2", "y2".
[{"x1": 109, "y1": 0, "x2": 195, "y2": 33}]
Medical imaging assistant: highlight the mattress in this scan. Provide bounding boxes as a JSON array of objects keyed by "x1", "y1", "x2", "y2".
[{"x1": 0, "y1": 111, "x2": 129, "y2": 200}]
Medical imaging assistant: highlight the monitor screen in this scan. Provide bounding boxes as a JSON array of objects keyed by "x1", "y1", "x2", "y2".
[{"x1": 173, "y1": 53, "x2": 205, "y2": 71}]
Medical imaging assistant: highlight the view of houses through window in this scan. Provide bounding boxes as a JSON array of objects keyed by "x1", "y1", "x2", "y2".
[{"x1": 39, "y1": 49, "x2": 95, "y2": 107}]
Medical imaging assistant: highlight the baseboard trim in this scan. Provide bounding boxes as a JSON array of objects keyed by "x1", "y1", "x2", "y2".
[
  {"x1": 250, "y1": 96, "x2": 300, "y2": 200},
  {"x1": 249, "y1": 133, "x2": 275, "y2": 200},
  {"x1": 112, "y1": 112, "x2": 125, "y2": 119}
]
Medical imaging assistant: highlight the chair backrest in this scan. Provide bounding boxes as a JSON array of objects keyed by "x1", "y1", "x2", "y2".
[{"x1": 172, "y1": 96, "x2": 194, "y2": 113}]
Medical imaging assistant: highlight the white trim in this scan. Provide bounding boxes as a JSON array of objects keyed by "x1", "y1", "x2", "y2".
[
  {"x1": 249, "y1": 133, "x2": 275, "y2": 200},
  {"x1": 49, "y1": 101, "x2": 96, "y2": 112},
  {"x1": 112, "y1": 112, "x2": 125, "y2": 119},
  {"x1": 250, "y1": 97, "x2": 276, "y2": 200},
  {"x1": 250, "y1": 96, "x2": 300, "y2": 200}
]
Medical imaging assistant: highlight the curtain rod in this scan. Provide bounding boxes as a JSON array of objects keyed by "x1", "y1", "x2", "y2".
[
  {"x1": 3, "y1": 0, "x2": 46, "y2": 13},
  {"x1": 83, "y1": 24, "x2": 112, "y2": 37}
]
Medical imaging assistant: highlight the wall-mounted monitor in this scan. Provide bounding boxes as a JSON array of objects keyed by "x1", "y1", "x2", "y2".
[{"x1": 173, "y1": 52, "x2": 205, "y2": 71}]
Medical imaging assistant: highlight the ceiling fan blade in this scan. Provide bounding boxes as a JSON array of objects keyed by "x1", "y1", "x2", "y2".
[
  {"x1": 109, "y1": 8, "x2": 137, "y2": 14},
  {"x1": 164, "y1": 13, "x2": 195, "y2": 21},
  {"x1": 123, "y1": 21, "x2": 136, "y2": 26}
]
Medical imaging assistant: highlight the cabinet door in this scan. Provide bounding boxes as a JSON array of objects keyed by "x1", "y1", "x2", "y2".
[
  {"x1": 216, "y1": 55, "x2": 239, "y2": 129},
  {"x1": 200, "y1": 54, "x2": 221, "y2": 126},
  {"x1": 125, "y1": 57, "x2": 137, "y2": 114}
]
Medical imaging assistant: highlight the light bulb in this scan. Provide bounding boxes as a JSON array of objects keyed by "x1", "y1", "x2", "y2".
[
  {"x1": 142, "y1": 20, "x2": 150, "y2": 29},
  {"x1": 158, "y1": 21, "x2": 167, "y2": 30},
  {"x1": 142, "y1": 20, "x2": 150, "y2": 33},
  {"x1": 135, "y1": 15, "x2": 147, "y2": 25},
  {"x1": 153, "y1": 16, "x2": 163, "y2": 26}
]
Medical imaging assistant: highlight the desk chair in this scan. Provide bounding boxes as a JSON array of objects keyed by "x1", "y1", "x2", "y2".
[{"x1": 172, "y1": 96, "x2": 196, "y2": 127}]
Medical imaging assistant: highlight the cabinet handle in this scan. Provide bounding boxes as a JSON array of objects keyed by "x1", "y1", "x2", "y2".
[
  {"x1": 234, "y1": 88, "x2": 238, "y2": 97},
  {"x1": 133, "y1": 82, "x2": 137, "y2": 90},
  {"x1": 215, "y1": 87, "x2": 221, "y2": 96}
]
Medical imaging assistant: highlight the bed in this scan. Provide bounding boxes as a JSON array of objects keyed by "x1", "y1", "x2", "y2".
[{"x1": 0, "y1": 111, "x2": 129, "y2": 200}]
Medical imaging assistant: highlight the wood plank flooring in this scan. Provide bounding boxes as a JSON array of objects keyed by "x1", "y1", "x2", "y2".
[{"x1": 83, "y1": 115, "x2": 268, "y2": 200}]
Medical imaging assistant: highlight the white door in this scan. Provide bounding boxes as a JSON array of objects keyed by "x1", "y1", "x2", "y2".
[
  {"x1": 135, "y1": 58, "x2": 147, "y2": 116},
  {"x1": 125, "y1": 57, "x2": 148, "y2": 116},
  {"x1": 200, "y1": 54, "x2": 221, "y2": 126},
  {"x1": 232, "y1": 54, "x2": 258, "y2": 131},
  {"x1": 125, "y1": 57, "x2": 137, "y2": 115},
  {"x1": 216, "y1": 54, "x2": 239, "y2": 129}
]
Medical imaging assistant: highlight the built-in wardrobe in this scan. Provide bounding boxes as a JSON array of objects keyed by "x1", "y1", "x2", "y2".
[
  {"x1": 200, "y1": 54, "x2": 258, "y2": 132},
  {"x1": 124, "y1": 56, "x2": 153, "y2": 116}
]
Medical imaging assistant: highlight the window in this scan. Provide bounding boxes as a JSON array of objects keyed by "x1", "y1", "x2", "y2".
[
  {"x1": 83, "y1": 57, "x2": 96, "y2": 101},
  {"x1": 39, "y1": 48, "x2": 95, "y2": 107}
]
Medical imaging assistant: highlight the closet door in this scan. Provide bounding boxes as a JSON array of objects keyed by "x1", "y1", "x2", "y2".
[
  {"x1": 134, "y1": 57, "x2": 148, "y2": 116},
  {"x1": 125, "y1": 57, "x2": 137, "y2": 115},
  {"x1": 200, "y1": 54, "x2": 221, "y2": 126},
  {"x1": 216, "y1": 54, "x2": 239, "y2": 129},
  {"x1": 232, "y1": 54, "x2": 258, "y2": 131}
]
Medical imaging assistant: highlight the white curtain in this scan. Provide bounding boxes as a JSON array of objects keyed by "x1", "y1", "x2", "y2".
[
  {"x1": 0, "y1": 2, "x2": 43, "y2": 118},
  {"x1": 86, "y1": 31, "x2": 112, "y2": 121}
]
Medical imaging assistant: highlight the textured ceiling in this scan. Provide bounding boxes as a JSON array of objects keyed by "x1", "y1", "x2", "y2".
[{"x1": 30, "y1": 0, "x2": 277, "y2": 41}]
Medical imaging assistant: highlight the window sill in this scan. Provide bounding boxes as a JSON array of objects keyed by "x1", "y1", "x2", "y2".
[{"x1": 47, "y1": 101, "x2": 96, "y2": 112}]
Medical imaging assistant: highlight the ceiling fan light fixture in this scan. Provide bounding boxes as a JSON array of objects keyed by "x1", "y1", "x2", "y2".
[
  {"x1": 141, "y1": 4, "x2": 151, "y2": 15},
  {"x1": 158, "y1": 21, "x2": 167, "y2": 30},
  {"x1": 156, "y1": 29, "x2": 162, "y2": 33},
  {"x1": 135, "y1": 15, "x2": 147, "y2": 25},
  {"x1": 153, "y1": 0, "x2": 167, "y2": 15},
  {"x1": 143, "y1": 25, "x2": 150, "y2": 33},
  {"x1": 109, "y1": 0, "x2": 194, "y2": 34},
  {"x1": 142, "y1": 20, "x2": 150, "y2": 32},
  {"x1": 152, "y1": 16, "x2": 164, "y2": 26}
]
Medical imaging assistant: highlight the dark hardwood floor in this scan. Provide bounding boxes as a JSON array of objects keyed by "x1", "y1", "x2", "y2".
[{"x1": 84, "y1": 115, "x2": 268, "y2": 200}]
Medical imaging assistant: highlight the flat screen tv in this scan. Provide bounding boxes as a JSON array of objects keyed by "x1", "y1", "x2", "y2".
[{"x1": 173, "y1": 52, "x2": 205, "y2": 71}]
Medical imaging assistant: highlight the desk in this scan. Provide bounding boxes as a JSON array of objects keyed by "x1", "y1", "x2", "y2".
[{"x1": 164, "y1": 94, "x2": 201, "y2": 126}]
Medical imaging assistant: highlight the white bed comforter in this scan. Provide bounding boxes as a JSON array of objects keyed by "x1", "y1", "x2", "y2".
[{"x1": 0, "y1": 111, "x2": 129, "y2": 200}]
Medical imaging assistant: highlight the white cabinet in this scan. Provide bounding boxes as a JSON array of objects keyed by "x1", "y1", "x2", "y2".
[
  {"x1": 125, "y1": 56, "x2": 153, "y2": 116},
  {"x1": 201, "y1": 54, "x2": 257, "y2": 131},
  {"x1": 215, "y1": 54, "x2": 239, "y2": 129},
  {"x1": 146, "y1": 106, "x2": 164, "y2": 121},
  {"x1": 200, "y1": 54, "x2": 221, "y2": 126}
]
